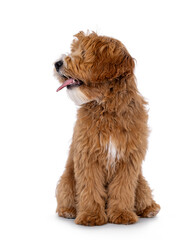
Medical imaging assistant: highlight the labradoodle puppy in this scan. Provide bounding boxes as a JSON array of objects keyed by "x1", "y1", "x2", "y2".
[{"x1": 54, "y1": 31, "x2": 160, "y2": 226}]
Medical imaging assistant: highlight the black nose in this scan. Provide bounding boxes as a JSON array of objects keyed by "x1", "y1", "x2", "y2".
[{"x1": 55, "y1": 60, "x2": 63, "y2": 72}]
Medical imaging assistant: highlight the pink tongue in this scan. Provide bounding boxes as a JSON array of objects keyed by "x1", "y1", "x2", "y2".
[{"x1": 56, "y1": 78, "x2": 74, "y2": 92}]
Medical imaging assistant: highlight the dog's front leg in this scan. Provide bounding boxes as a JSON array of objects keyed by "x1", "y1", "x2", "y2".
[
  {"x1": 75, "y1": 161, "x2": 107, "y2": 226},
  {"x1": 107, "y1": 159, "x2": 139, "y2": 224}
]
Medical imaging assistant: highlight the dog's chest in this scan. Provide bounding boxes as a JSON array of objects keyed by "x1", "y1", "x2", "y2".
[{"x1": 105, "y1": 137, "x2": 119, "y2": 169}]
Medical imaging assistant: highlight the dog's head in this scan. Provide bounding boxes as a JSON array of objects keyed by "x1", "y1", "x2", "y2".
[{"x1": 54, "y1": 31, "x2": 135, "y2": 105}]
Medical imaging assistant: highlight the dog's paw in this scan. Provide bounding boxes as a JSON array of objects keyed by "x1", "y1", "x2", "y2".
[
  {"x1": 57, "y1": 207, "x2": 76, "y2": 219},
  {"x1": 137, "y1": 201, "x2": 160, "y2": 218},
  {"x1": 108, "y1": 209, "x2": 138, "y2": 224},
  {"x1": 75, "y1": 212, "x2": 107, "y2": 226}
]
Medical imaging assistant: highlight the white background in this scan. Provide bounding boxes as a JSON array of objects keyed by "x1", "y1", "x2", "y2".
[{"x1": 0, "y1": 0, "x2": 192, "y2": 239}]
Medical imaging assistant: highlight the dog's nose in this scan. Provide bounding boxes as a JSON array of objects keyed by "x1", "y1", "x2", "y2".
[{"x1": 55, "y1": 60, "x2": 63, "y2": 71}]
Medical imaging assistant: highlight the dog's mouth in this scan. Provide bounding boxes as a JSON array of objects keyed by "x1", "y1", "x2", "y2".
[{"x1": 56, "y1": 78, "x2": 83, "y2": 92}]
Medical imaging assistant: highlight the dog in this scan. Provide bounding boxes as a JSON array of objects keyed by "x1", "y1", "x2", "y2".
[{"x1": 54, "y1": 31, "x2": 160, "y2": 226}]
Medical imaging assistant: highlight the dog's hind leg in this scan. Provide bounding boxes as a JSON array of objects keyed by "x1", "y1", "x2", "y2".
[
  {"x1": 134, "y1": 172, "x2": 160, "y2": 218},
  {"x1": 56, "y1": 145, "x2": 76, "y2": 219}
]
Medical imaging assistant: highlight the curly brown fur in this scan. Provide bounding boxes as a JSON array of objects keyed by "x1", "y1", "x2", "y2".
[{"x1": 54, "y1": 31, "x2": 160, "y2": 226}]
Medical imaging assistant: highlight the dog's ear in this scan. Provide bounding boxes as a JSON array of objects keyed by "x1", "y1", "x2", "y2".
[{"x1": 92, "y1": 42, "x2": 135, "y2": 82}]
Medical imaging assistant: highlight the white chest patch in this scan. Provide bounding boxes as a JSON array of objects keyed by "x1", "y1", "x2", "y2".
[{"x1": 106, "y1": 137, "x2": 119, "y2": 169}]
